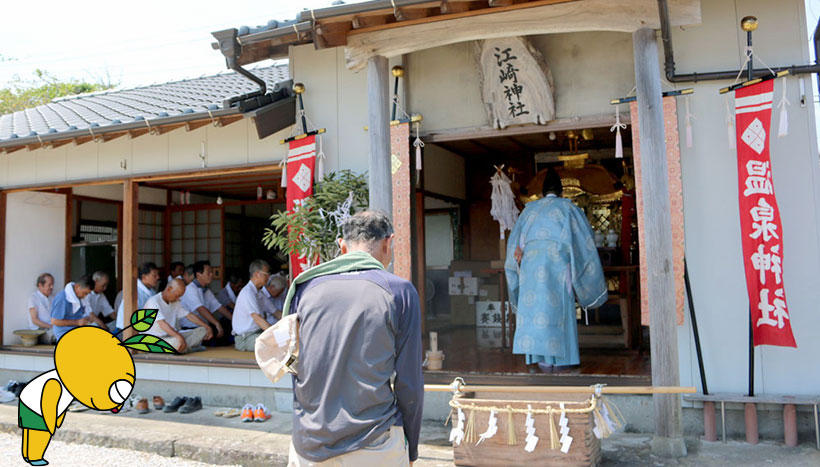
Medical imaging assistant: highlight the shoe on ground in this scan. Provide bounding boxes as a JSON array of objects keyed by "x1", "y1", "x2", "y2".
[
  {"x1": 164, "y1": 396, "x2": 188, "y2": 413},
  {"x1": 241, "y1": 403, "x2": 255, "y2": 422},
  {"x1": 28, "y1": 460, "x2": 49, "y2": 466},
  {"x1": 254, "y1": 403, "x2": 272, "y2": 422},
  {"x1": 179, "y1": 396, "x2": 202, "y2": 414},
  {"x1": 135, "y1": 397, "x2": 149, "y2": 414},
  {"x1": 152, "y1": 395, "x2": 165, "y2": 410},
  {"x1": 222, "y1": 408, "x2": 241, "y2": 418}
]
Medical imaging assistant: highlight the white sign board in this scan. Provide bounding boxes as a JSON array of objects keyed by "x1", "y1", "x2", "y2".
[{"x1": 477, "y1": 36, "x2": 555, "y2": 129}]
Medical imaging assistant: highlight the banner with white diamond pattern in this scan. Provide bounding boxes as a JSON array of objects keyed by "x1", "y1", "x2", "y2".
[
  {"x1": 287, "y1": 135, "x2": 317, "y2": 278},
  {"x1": 734, "y1": 80, "x2": 796, "y2": 347}
]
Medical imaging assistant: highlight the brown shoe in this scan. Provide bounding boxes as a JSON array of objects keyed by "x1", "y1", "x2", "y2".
[
  {"x1": 135, "y1": 398, "x2": 149, "y2": 414},
  {"x1": 153, "y1": 396, "x2": 165, "y2": 410}
]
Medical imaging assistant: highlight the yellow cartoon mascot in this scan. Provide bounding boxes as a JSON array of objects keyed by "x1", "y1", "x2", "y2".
[{"x1": 18, "y1": 309, "x2": 174, "y2": 465}]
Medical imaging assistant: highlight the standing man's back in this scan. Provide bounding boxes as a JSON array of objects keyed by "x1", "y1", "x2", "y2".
[{"x1": 287, "y1": 211, "x2": 423, "y2": 467}]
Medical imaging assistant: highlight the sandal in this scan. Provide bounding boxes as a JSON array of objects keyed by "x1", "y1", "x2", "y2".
[{"x1": 222, "y1": 408, "x2": 241, "y2": 418}]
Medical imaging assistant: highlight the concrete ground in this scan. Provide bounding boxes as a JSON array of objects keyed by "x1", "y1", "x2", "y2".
[{"x1": 1, "y1": 401, "x2": 818, "y2": 465}]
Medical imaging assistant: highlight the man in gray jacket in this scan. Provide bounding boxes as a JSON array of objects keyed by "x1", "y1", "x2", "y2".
[{"x1": 287, "y1": 211, "x2": 423, "y2": 466}]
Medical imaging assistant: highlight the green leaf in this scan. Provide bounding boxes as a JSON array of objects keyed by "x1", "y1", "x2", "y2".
[
  {"x1": 130, "y1": 309, "x2": 158, "y2": 332},
  {"x1": 120, "y1": 334, "x2": 178, "y2": 354}
]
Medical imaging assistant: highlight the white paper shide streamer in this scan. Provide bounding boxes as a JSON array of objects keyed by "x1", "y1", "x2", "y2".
[
  {"x1": 476, "y1": 409, "x2": 498, "y2": 445},
  {"x1": 684, "y1": 96, "x2": 694, "y2": 148},
  {"x1": 558, "y1": 403, "x2": 573, "y2": 454},
  {"x1": 449, "y1": 408, "x2": 466, "y2": 446},
  {"x1": 490, "y1": 166, "x2": 520, "y2": 240},
  {"x1": 777, "y1": 77, "x2": 790, "y2": 138},
  {"x1": 524, "y1": 406, "x2": 539, "y2": 452},
  {"x1": 725, "y1": 95, "x2": 736, "y2": 149}
]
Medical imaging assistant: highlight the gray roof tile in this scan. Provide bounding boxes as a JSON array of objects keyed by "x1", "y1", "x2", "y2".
[{"x1": 0, "y1": 64, "x2": 289, "y2": 143}]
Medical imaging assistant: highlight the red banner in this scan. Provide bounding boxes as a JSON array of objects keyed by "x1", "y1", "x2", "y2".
[
  {"x1": 734, "y1": 80, "x2": 796, "y2": 347},
  {"x1": 286, "y1": 135, "x2": 317, "y2": 278}
]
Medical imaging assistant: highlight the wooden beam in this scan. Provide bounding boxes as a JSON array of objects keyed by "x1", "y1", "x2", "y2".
[
  {"x1": 345, "y1": 0, "x2": 701, "y2": 70},
  {"x1": 122, "y1": 180, "x2": 139, "y2": 341},
  {"x1": 440, "y1": 0, "x2": 474, "y2": 14},
  {"x1": 367, "y1": 55, "x2": 393, "y2": 215},
  {"x1": 102, "y1": 131, "x2": 127, "y2": 142},
  {"x1": 352, "y1": 14, "x2": 391, "y2": 29},
  {"x1": 65, "y1": 189, "x2": 73, "y2": 283},
  {"x1": 0, "y1": 191, "x2": 6, "y2": 346},
  {"x1": 72, "y1": 136, "x2": 94, "y2": 146},
  {"x1": 156, "y1": 123, "x2": 186, "y2": 135},
  {"x1": 217, "y1": 115, "x2": 243, "y2": 127},
  {"x1": 632, "y1": 27, "x2": 685, "y2": 457},
  {"x1": 423, "y1": 115, "x2": 617, "y2": 142},
  {"x1": 128, "y1": 129, "x2": 149, "y2": 139},
  {"x1": 185, "y1": 120, "x2": 211, "y2": 132}
]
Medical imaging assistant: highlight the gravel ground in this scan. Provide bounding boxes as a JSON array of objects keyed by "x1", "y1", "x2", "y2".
[{"x1": 0, "y1": 432, "x2": 235, "y2": 466}]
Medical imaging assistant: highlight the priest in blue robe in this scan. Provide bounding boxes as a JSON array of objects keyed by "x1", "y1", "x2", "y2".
[{"x1": 505, "y1": 168, "x2": 607, "y2": 371}]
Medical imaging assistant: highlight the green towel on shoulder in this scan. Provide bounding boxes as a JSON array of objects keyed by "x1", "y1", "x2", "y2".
[{"x1": 281, "y1": 251, "x2": 385, "y2": 317}]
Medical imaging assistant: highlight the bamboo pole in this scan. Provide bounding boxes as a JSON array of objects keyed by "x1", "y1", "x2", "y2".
[{"x1": 424, "y1": 384, "x2": 696, "y2": 395}]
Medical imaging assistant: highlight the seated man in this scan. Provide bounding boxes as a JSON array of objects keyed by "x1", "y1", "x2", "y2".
[
  {"x1": 50, "y1": 275, "x2": 94, "y2": 342},
  {"x1": 167, "y1": 261, "x2": 185, "y2": 285},
  {"x1": 179, "y1": 260, "x2": 231, "y2": 344},
  {"x1": 216, "y1": 273, "x2": 245, "y2": 310},
  {"x1": 86, "y1": 271, "x2": 115, "y2": 331},
  {"x1": 115, "y1": 262, "x2": 160, "y2": 332},
  {"x1": 27, "y1": 273, "x2": 55, "y2": 344},
  {"x1": 231, "y1": 260, "x2": 271, "y2": 351},
  {"x1": 259, "y1": 274, "x2": 286, "y2": 325},
  {"x1": 143, "y1": 279, "x2": 213, "y2": 354},
  {"x1": 183, "y1": 265, "x2": 195, "y2": 285}
]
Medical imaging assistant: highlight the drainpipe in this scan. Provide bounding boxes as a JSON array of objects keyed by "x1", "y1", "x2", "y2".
[
  {"x1": 657, "y1": 0, "x2": 820, "y2": 83},
  {"x1": 212, "y1": 28, "x2": 267, "y2": 108}
]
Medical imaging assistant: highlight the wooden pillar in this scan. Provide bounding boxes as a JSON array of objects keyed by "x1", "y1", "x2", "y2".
[
  {"x1": 0, "y1": 191, "x2": 6, "y2": 346},
  {"x1": 64, "y1": 189, "x2": 73, "y2": 282},
  {"x1": 632, "y1": 28, "x2": 686, "y2": 457},
  {"x1": 122, "y1": 180, "x2": 139, "y2": 339},
  {"x1": 367, "y1": 55, "x2": 393, "y2": 216}
]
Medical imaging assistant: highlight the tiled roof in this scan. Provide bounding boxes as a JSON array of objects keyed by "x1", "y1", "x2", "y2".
[{"x1": 0, "y1": 64, "x2": 290, "y2": 145}]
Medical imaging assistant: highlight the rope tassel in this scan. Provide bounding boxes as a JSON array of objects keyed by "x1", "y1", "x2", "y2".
[
  {"x1": 549, "y1": 410, "x2": 559, "y2": 450},
  {"x1": 280, "y1": 157, "x2": 288, "y2": 188},
  {"x1": 507, "y1": 406, "x2": 517, "y2": 445},
  {"x1": 464, "y1": 409, "x2": 477, "y2": 444},
  {"x1": 610, "y1": 105, "x2": 627, "y2": 159}
]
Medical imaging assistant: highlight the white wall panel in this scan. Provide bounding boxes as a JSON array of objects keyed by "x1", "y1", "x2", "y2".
[
  {"x1": 98, "y1": 136, "x2": 132, "y2": 178},
  {"x1": 6, "y1": 149, "x2": 37, "y2": 186},
  {"x1": 168, "y1": 126, "x2": 204, "y2": 172},
  {"x1": 3, "y1": 191, "x2": 66, "y2": 345},
  {"x1": 206, "y1": 119, "x2": 249, "y2": 168},
  {"x1": 247, "y1": 121, "x2": 290, "y2": 164},
  {"x1": 34, "y1": 146, "x2": 66, "y2": 184},
  {"x1": 132, "y1": 134, "x2": 169, "y2": 174},
  {"x1": 65, "y1": 142, "x2": 98, "y2": 180}
]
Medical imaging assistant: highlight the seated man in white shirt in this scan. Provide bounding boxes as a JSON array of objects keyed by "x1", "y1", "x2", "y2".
[
  {"x1": 232, "y1": 259, "x2": 272, "y2": 351},
  {"x1": 115, "y1": 262, "x2": 160, "y2": 332},
  {"x1": 259, "y1": 274, "x2": 286, "y2": 325},
  {"x1": 179, "y1": 260, "x2": 232, "y2": 345},
  {"x1": 183, "y1": 265, "x2": 195, "y2": 285},
  {"x1": 27, "y1": 273, "x2": 55, "y2": 344},
  {"x1": 216, "y1": 272, "x2": 245, "y2": 311},
  {"x1": 143, "y1": 279, "x2": 213, "y2": 354},
  {"x1": 86, "y1": 271, "x2": 116, "y2": 331}
]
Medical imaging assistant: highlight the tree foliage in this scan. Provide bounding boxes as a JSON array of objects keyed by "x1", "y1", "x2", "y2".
[
  {"x1": 263, "y1": 170, "x2": 369, "y2": 264},
  {"x1": 0, "y1": 69, "x2": 115, "y2": 115}
]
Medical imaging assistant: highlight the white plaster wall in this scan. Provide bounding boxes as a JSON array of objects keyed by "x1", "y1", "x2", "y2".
[
  {"x1": 674, "y1": 0, "x2": 820, "y2": 395},
  {"x1": 424, "y1": 144, "x2": 466, "y2": 199},
  {"x1": 72, "y1": 184, "x2": 168, "y2": 206},
  {"x1": 0, "y1": 118, "x2": 291, "y2": 189},
  {"x1": 3, "y1": 191, "x2": 66, "y2": 344}
]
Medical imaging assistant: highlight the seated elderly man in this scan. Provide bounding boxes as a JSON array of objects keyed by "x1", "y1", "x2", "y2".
[
  {"x1": 115, "y1": 262, "x2": 160, "y2": 332},
  {"x1": 51, "y1": 275, "x2": 94, "y2": 341},
  {"x1": 231, "y1": 260, "x2": 272, "y2": 351},
  {"x1": 216, "y1": 272, "x2": 245, "y2": 310},
  {"x1": 180, "y1": 260, "x2": 232, "y2": 344},
  {"x1": 143, "y1": 279, "x2": 213, "y2": 354},
  {"x1": 27, "y1": 273, "x2": 55, "y2": 344},
  {"x1": 259, "y1": 274, "x2": 286, "y2": 325},
  {"x1": 86, "y1": 271, "x2": 115, "y2": 331}
]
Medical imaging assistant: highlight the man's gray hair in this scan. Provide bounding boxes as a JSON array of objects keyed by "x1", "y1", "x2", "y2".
[
  {"x1": 249, "y1": 259, "x2": 270, "y2": 276},
  {"x1": 341, "y1": 210, "x2": 394, "y2": 244},
  {"x1": 92, "y1": 270, "x2": 109, "y2": 282},
  {"x1": 166, "y1": 278, "x2": 186, "y2": 292},
  {"x1": 268, "y1": 274, "x2": 287, "y2": 289}
]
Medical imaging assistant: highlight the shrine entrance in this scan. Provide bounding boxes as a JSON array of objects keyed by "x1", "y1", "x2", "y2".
[{"x1": 418, "y1": 123, "x2": 650, "y2": 384}]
